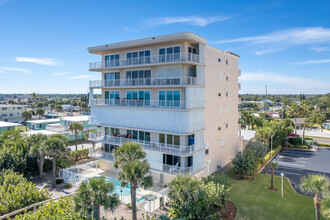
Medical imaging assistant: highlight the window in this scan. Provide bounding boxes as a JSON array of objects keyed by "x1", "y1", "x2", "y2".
[
  {"x1": 104, "y1": 72, "x2": 120, "y2": 86},
  {"x1": 218, "y1": 73, "x2": 222, "y2": 79},
  {"x1": 127, "y1": 129, "x2": 150, "y2": 141},
  {"x1": 159, "y1": 133, "x2": 180, "y2": 146},
  {"x1": 159, "y1": 46, "x2": 180, "y2": 62},
  {"x1": 159, "y1": 90, "x2": 180, "y2": 107},
  {"x1": 126, "y1": 70, "x2": 151, "y2": 85},
  {"x1": 226, "y1": 92, "x2": 228, "y2": 97},
  {"x1": 13, "y1": 107, "x2": 15, "y2": 110},
  {"x1": 218, "y1": 127, "x2": 221, "y2": 131},
  {"x1": 126, "y1": 90, "x2": 150, "y2": 106},
  {"x1": 2, "y1": 114, "x2": 7, "y2": 116},
  {"x1": 163, "y1": 154, "x2": 181, "y2": 166},
  {"x1": 9, "y1": 113, "x2": 13, "y2": 116},
  {"x1": 126, "y1": 50, "x2": 150, "y2": 65},
  {"x1": 226, "y1": 59, "x2": 228, "y2": 65},
  {"x1": 17, "y1": 107, "x2": 22, "y2": 109},
  {"x1": 105, "y1": 54, "x2": 120, "y2": 67},
  {"x1": 218, "y1": 93, "x2": 221, "y2": 97},
  {"x1": 218, "y1": 58, "x2": 221, "y2": 62},
  {"x1": 205, "y1": 149, "x2": 209, "y2": 155},
  {"x1": 226, "y1": 76, "x2": 229, "y2": 81},
  {"x1": 104, "y1": 91, "x2": 120, "y2": 105},
  {"x1": 188, "y1": 47, "x2": 198, "y2": 62},
  {"x1": 226, "y1": 123, "x2": 228, "y2": 128},
  {"x1": 2, "y1": 108, "x2": 7, "y2": 110}
]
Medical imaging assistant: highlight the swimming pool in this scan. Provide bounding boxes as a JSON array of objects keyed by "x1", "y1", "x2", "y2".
[{"x1": 105, "y1": 178, "x2": 131, "y2": 196}]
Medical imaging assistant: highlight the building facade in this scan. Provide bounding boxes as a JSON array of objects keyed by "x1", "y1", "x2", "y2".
[
  {"x1": 88, "y1": 32, "x2": 242, "y2": 184},
  {"x1": 0, "y1": 105, "x2": 24, "y2": 122}
]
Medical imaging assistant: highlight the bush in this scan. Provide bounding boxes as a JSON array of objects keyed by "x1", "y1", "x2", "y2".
[
  {"x1": 56, "y1": 178, "x2": 64, "y2": 184},
  {"x1": 232, "y1": 149, "x2": 258, "y2": 179},
  {"x1": 245, "y1": 140, "x2": 267, "y2": 161},
  {"x1": 0, "y1": 169, "x2": 50, "y2": 215},
  {"x1": 288, "y1": 137, "x2": 316, "y2": 147},
  {"x1": 65, "y1": 183, "x2": 72, "y2": 188},
  {"x1": 57, "y1": 148, "x2": 90, "y2": 169}
]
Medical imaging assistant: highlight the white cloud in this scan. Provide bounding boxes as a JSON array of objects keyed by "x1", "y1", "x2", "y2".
[
  {"x1": 0, "y1": 70, "x2": 4, "y2": 74},
  {"x1": 240, "y1": 72, "x2": 330, "y2": 90},
  {"x1": 309, "y1": 47, "x2": 330, "y2": 52},
  {"x1": 70, "y1": 74, "x2": 94, "y2": 79},
  {"x1": 16, "y1": 57, "x2": 59, "y2": 66},
  {"x1": 255, "y1": 48, "x2": 285, "y2": 55},
  {"x1": 295, "y1": 59, "x2": 330, "y2": 65},
  {"x1": 0, "y1": 66, "x2": 31, "y2": 74},
  {"x1": 51, "y1": 72, "x2": 72, "y2": 76},
  {"x1": 213, "y1": 27, "x2": 330, "y2": 45},
  {"x1": 147, "y1": 16, "x2": 231, "y2": 27},
  {"x1": 124, "y1": 15, "x2": 231, "y2": 31}
]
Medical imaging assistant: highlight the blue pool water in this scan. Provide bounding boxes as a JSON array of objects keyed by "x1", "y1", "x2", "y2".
[{"x1": 105, "y1": 178, "x2": 131, "y2": 196}]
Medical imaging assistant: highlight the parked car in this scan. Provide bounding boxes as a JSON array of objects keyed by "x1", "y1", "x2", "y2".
[
  {"x1": 67, "y1": 112, "x2": 73, "y2": 116},
  {"x1": 289, "y1": 133, "x2": 300, "y2": 137}
]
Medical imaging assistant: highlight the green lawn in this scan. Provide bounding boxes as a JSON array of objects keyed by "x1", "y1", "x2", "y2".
[{"x1": 227, "y1": 172, "x2": 320, "y2": 220}]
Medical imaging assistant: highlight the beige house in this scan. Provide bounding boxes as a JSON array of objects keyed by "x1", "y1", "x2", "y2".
[{"x1": 87, "y1": 32, "x2": 243, "y2": 185}]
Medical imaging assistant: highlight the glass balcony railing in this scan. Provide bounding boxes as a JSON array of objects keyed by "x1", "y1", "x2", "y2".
[
  {"x1": 90, "y1": 99, "x2": 204, "y2": 110},
  {"x1": 89, "y1": 77, "x2": 205, "y2": 88},
  {"x1": 89, "y1": 132, "x2": 205, "y2": 155},
  {"x1": 89, "y1": 52, "x2": 205, "y2": 70}
]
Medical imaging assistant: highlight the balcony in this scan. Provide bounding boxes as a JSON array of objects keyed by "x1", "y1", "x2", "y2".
[
  {"x1": 89, "y1": 132, "x2": 205, "y2": 155},
  {"x1": 90, "y1": 99, "x2": 204, "y2": 110},
  {"x1": 89, "y1": 148, "x2": 114, "y2": 162},
  {"x1": 89, "y1": 77, "x2": 205, "y2": 88},
  {"x1": 149, "y1": 161, "x2": 205, "y2": 175},
  {"x1": 89, "y1": 52, "x2": 205, "y2": 70}
]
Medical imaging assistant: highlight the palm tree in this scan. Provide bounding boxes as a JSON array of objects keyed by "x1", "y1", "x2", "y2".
[
  {"x1": 74, "y1": 176, "x2": 119, "y2": 219},
  {"x1": 256, "y1": 126, "x2": 273, "y2": 150},
  {"x1": 37, "y1": 102, "x2": 43, "y2": 109},
  {"x1": 69, "y1": 122, "x2": 84, "y2": 161},
  {"x1": 22, "y1": 110, "x2": 32, "y2": 131},
  {"x1": 114, "y1": 142, "x2": 153, "y2": 220},
  {"x1": 36, "y1": 108, "x2": 44, "y2": 119},
  {"x1": 28, "y1": 134, "x2": 48, "y2": 179},
  {"x1": 44, "y1": 135, "x2": 68, "y2": 188},
  {"x1": 50, "y1": 103, "x2": 55, "y2": 113},
  {"x1": 287, "y1": 103, "x2": 300, "y2": 135},
  {"x1": 270, "y1": 162, "x2": 278, "y2": 190},
  {"x1": 300, "y1": 101, "x2": 311, "y2": 145},
  {"x1": 55, "y1": 105, "x2": 62, "y2": 115},
  {"x1": 300, "y1": 174, "x2": 329, "y2": 220}
]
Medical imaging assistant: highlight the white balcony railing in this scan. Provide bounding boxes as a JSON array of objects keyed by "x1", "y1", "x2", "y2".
[
  {"x1": 89, "y1": 77, "x2": 205, "y2": 88},
  {"x1": 88, "y1": 148, "x2": 205, "y2": 175},
  {"x1": 90, "y1": 99, "x2": 204, "y2": 109},
  {"x1": 89, "y1": 148, "x2": 115, "y2": 162},
  {"x1": 45, "y1": 124, "x2": 68, "y2": 132},
  {"x1": 89, "y1": 132, "x2": 205, "y2": 155},
  {"x1": 148, "y1": 161, "x2": 205, "y2": 175},
  {"x1": 89, "y1": 52, "x2": 205, "y2": 70}
]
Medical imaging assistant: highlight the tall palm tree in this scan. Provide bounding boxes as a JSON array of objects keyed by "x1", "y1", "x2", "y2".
[
  {"x1": 36, "y1": 108, "x2": 44, "y2": 119},
  {"x1": 287, "y1": 103, "x2": 300, "y2": 135},
  {"x1": 114, "y1": 142, "x2": 153, "y2": 220},
  {"x1": 300, "y1": 174, "x2": 329, "y2": 220},
  {"x1": 300, "y1": 100, "x2": 311, "y2": 145},
  {"x1": 28, "y1": 134, "x2": 48, "y2": 179},
  {"x1": 270, "y1": 162, "x2": 278, "y2": 190},
  {"x1": 69, "y1": 122, "x2": 84, "y2": 161},
  {"x1": 44, "y1": 135, "x2": 68, "y2": 188},
  {"x1": 74, "y1": 176, "x2": 119, "y2": 219},
  {"x1": 22, "y1": 110, "x2": 32, "y2": 131}
]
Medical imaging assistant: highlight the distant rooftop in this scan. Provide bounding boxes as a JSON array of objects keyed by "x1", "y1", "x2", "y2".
[
  {"x1": 88, "y1": 32, "x2": 208, "y2": 54},
  {"x1": 0, "y1": 104, "x2": 25, "y2": 107},
  {"x1": 26, "y1": 118, "x2": 60, "y2": 124},
  {"x1": 61, "y1": 116, "x2": 89, "y2": 122},
  {"x1": 0, "y1": 121, "x2": 21, "y2": 128}
]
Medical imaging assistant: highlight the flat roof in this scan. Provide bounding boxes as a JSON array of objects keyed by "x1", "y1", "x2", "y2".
[
  {"x1": 0, "y1": 104, "x2": 25, "y2": 107},
  {"x1": 25, "y1": 130, "x2": 58, "y2": 136},
  {"x1": 0, "y1": 121, "x2": 21, "y2": 128},
  {"x1": 26, "y1": 118, "x2": 60, "y2": 124},
  {"x1": 241, "y1": 129, "x2": 256, "y2": 141},
  {"x1": 61, "y1": 116, "x2": 89, "y2": 122},
  {"x1": 88, "y1": 32, "x2": 208, "y2": 54}
]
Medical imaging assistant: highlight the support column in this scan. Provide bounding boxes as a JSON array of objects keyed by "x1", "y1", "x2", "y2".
[{"x1": 89, "y1": 88, "x2": 94, "y2": 106}]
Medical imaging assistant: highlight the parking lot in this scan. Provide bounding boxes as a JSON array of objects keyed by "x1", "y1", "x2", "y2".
[{"x1": 262, "y1": 148, "x2": 330, "y2": 195}]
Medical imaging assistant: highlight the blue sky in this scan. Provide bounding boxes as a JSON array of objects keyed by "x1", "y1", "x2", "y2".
[{"x1": 0, "y1": 0, "x2": 329, "y2": 94}]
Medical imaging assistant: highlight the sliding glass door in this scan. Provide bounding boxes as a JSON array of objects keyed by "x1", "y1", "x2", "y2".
[{"x1": 159, "y1": 90, "x2": 180, "y2": 107}]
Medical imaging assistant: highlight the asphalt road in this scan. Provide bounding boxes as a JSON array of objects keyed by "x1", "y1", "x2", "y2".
[
  {"x1": 312, "y1": 137, "x2": 330, "y2": 145},
  {"x1": 262, "y1": 148, "x2": 330, "y2": 195}
]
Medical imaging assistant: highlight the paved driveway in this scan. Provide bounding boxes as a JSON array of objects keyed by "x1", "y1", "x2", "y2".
[{"x1": 262, "y1": 148, "x2": 330, "y2": 195}]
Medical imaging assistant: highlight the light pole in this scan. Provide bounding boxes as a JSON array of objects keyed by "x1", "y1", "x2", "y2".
[
  {"x1": 280, "y1": 172, "x2": 284, "y2": 197},
  {"x1": 271, "y1": 135, "x2": 274, "y2": 157}
]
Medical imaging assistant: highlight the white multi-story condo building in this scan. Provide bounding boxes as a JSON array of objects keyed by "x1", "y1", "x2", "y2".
[
  {"x1": 0, "y1": 104, "x2": 24, "y2": 122},
  {"x1": 88, "y1": 32, "x2": 242, "y2": 185}
]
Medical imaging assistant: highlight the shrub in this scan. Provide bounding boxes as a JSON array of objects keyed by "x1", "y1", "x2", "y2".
[
  {"x1": 65, "y1": 183, "x2": 72, "y2": 188},
  {"x1": 57, "y1": 148, "x2": 90, "y2": 169},
  {"x1": 0, "y1": 169, "x2": 50, "y2": 215},
  {"x1": 126, "y1": 203, "x2": 132, "y2": 209},
  {"x1": 245, "y1": 140, "x2": 267, "y2": 161},
  {"x1": 232, "y1": 149, "x2": 258, "y2": 179}
]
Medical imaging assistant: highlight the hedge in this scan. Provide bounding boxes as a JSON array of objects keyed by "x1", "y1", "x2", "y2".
[{"x1": 57, "y1": 148, "x2": 90, "y2": 169}]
